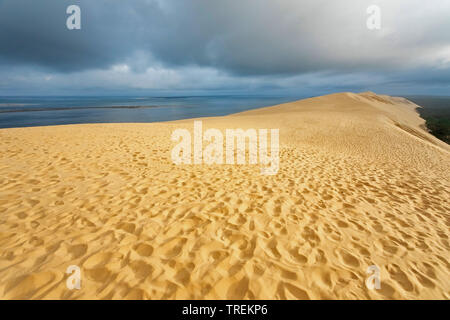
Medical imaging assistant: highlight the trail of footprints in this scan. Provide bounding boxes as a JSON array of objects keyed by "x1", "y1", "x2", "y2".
[{"x1": 0, "y1": 134, "x2": 449, "y2": 299}]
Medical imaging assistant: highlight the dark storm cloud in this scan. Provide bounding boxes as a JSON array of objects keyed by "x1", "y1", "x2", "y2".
[
  {"x1": 0, "y1": 0, "x2": 448, "y2": 94},
  {"x1": 0, "y1": 0, "x2": 148, "y2": 71}
]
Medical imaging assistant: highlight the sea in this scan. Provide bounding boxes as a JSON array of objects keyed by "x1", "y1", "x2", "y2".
[
  {"x1": 1, "y1": 95, "x2": 448, "y2": 129},
  {"x1": 0, "y1": 95, "x2": 303, "y2": 129}
]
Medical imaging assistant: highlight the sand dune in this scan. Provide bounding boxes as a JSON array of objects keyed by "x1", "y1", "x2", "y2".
[{"x1": 0, "y1": 92, "x2": 448, "y2": 299}]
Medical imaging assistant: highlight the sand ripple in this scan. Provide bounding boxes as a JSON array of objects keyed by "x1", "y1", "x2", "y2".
[{"x1": 0, "y1": 92, "x2": 449, "y2": 299}]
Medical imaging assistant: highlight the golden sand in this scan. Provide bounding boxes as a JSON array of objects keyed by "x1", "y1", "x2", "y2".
[{"x1": 0, "y1": 92, "x2": 449, "y2": 299}]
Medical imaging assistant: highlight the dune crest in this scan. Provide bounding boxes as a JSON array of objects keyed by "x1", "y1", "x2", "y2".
[{"x1": 0, "y1": 92, "x2": 448, "y2": 299}]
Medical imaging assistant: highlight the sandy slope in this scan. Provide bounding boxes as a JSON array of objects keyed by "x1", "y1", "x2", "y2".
[{"x1": 0, "y1": 92, "x2": 448, "y2": 299}]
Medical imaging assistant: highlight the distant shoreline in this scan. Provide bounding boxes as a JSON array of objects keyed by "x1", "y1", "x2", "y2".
[
  {"x1": 1, "y1": 95, "x2": 449, "y2": 146},
  {"x1": 0, "y1": 105, "x2": 160, "y2": 114}
]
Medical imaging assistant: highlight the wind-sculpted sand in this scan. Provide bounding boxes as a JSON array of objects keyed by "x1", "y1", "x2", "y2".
[{"x1": 0, "y1": 92, "x2": 449, "y2": 299}]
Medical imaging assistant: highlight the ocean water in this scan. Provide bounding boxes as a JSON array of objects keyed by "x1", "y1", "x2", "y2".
[{"x1": 0, "y1": 95, "x2": 302, "y2": 129}]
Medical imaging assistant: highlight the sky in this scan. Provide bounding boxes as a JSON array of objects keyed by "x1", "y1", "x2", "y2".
[{"x1": 0, "y1": 0, "x2": 449, "y2": 96}]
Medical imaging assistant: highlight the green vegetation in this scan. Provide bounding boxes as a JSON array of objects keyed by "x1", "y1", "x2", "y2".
[
  {"x1": 406, "y1": 96, "x2": 450, "y2": 145},
  {"x1": 423, "y1": 117, "x2": 450, "y2": 144}
]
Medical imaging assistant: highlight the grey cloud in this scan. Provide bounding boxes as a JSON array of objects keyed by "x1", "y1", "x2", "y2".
[
  {"x1": 0, "y1": 0, "x2": 145, "y2": 71},
  {"x1": 0, "y1": 0, "x2": 449, "y2": 94}
]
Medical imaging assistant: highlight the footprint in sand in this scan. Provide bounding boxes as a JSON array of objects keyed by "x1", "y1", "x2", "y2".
[
  {"x1": 4, "y1": 271, "x2": 59, "y2": 299},
  {"x1": 387, "y1": 264, "x2": 414, "y2": 292},
  {"x1": 338, "y1": 250, "x2": 360, "y2": 268},
  {"x1": 226, "y1": 276, "x2": 249, "y2": 299},
  {"x1": 68, "y1": 244, "x2": 88, "y2": 259},
  {"x1": 133, "y1": 243, "x2": 154, "y2": 257}
]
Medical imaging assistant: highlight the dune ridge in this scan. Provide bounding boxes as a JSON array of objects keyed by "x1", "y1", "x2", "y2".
[{"x1": 0, "y1": 92, "x2": 448, "y2": 299}]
